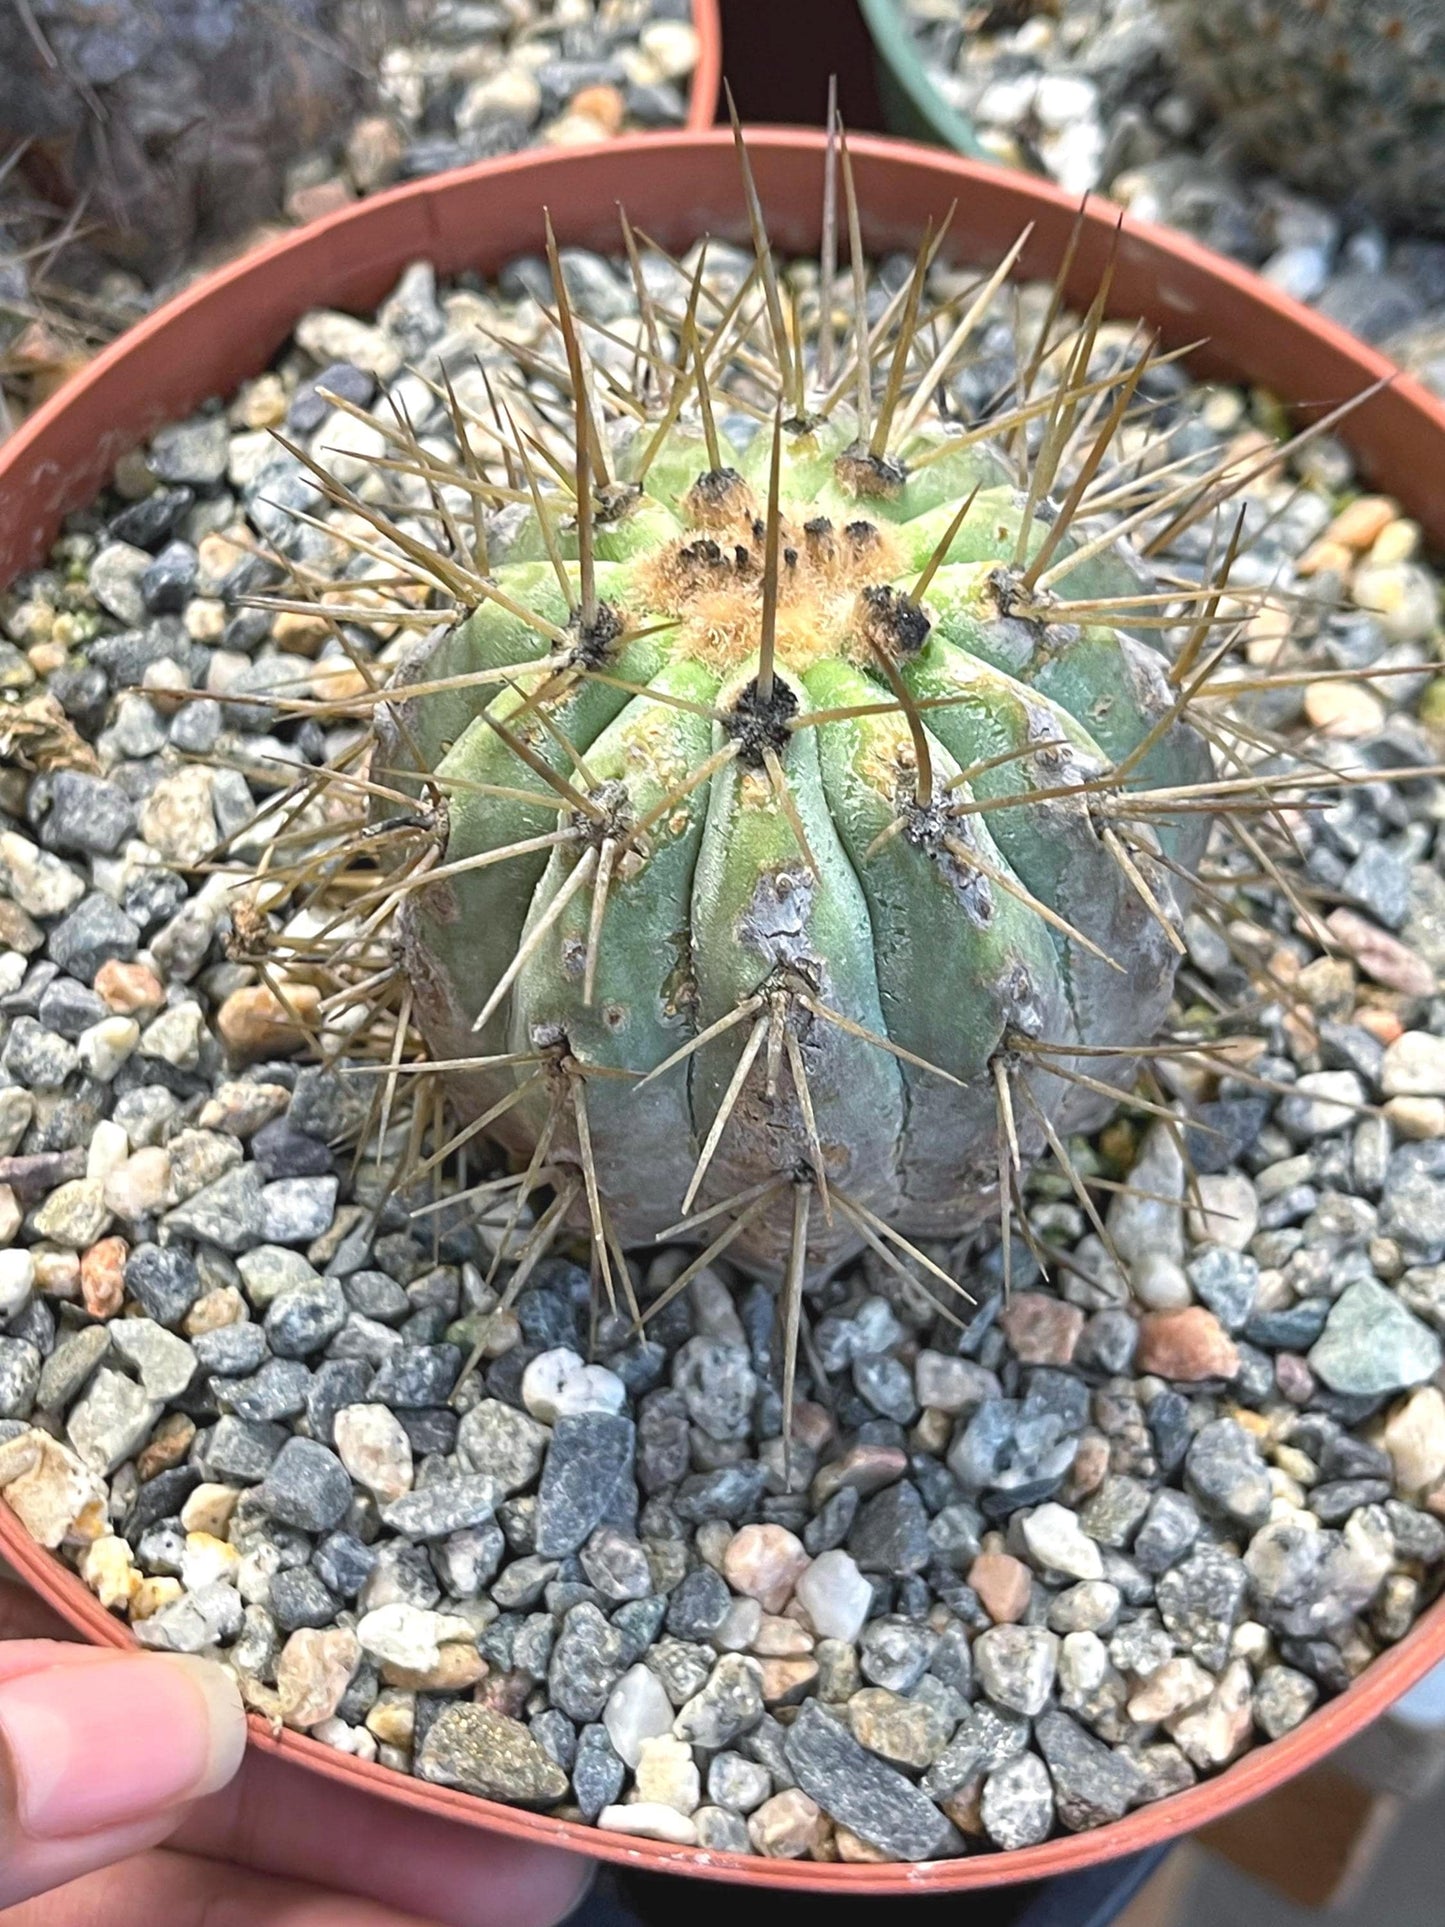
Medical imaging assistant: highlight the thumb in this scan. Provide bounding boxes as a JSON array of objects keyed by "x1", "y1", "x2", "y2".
[{"x1": 0, "y1": 1643, "x2": 245, "y2": 1908}]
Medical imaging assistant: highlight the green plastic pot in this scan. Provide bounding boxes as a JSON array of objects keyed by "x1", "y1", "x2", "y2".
[{"x1": 857, "y1": 0, "x2": 988, "y2": 156}]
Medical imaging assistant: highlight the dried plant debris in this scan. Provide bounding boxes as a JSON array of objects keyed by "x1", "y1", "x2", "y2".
[{"x1": 1, "y1": 134, "x2": 1444, "y2": 1861}]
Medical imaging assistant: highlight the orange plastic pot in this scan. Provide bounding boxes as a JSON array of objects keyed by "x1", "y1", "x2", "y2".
[{"x1": 2, "y1": 128, "x2": 1444, "y2": 1892}]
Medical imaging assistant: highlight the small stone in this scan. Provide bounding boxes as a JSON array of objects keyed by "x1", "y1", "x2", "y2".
[
  {"x1": 596, "y1": 1804, "x2": 697, "y2": 1845},
  {"x1": 784, "y1": 1700, "x2": 954, "y2": 1861},
  {"x1": 1158, "y1": 1545, "x2": 1248, "y2": 1672},
  {"x1": 1036, "y1": 1709, "x2": 1144, "y2": 1831},
  {"x1": 1304, "y1": 680, "x2": 1385, "y2": 738},
  {"x1": 1021, "y1": 1503, "x2": 1104, "y2": 1581},
  {"x1": 747, "y1": 1787, "x2": 824, "y2": 1858},
  {"x1": 88, "y1": 542, "x2": 151, "y2": 623},
  {"x1": 110, "y1": 1320, "x2": 196, "y2": 1400},
  {"x1": 915, "y1": 1350, "x2": 996, "y2": 1415},
  {"x1": 1108, "y1": 1124, "x2": 1184, "y2": 1267},
  {"x1": 848, "y1": 1687, "x2": 954, "y2": 1769},
  {"x1": 0, "y1": 1430, "x2": 104, "y2": 1547},
  {"x1": 150, "y1": 415, "x2": 230, "y2": 487},
  {"x1": 216, "y1": 984, "x2": 320, "y2": 1063},
  {"x1": 456, "y1": 1399, "x2": 547, "y2": 1493},
  {"x1": 1253, "y1": 1664, "x2": 1319, "y2": 1740},
  {"x1": 163, "y1": 1166, "x2": 266, "y2": 1253},
  {"x1": 521, "y1": 1347, "x2": 625, "y2": 1421},
  {"x1": 673, "y1": 1653, "x2": 766, "y2": 1748},
  {"x1": 635, "y1": 1734, "x2": 701, "y2": 1814},
  {"x1": 367, "y1": 1344, "x2": 461, "y2": 1408},
  {"x1": 1127, "y1": 1657, "x2": 1216, "y2": 1724},
  {"x1": 0, "y1": 1249, "x2": 35, "y2": 1318},
  {"x1": 1326, "y1": 910, "x2": 1435, "y2": 999},
  {"x1": 333, "y1": 1403, "x2": 413, "y2": 1503},
  {"x1": 574, "y1": 1724, "x2": 626, "y2": 1821},
  {"x1": 666, "y1": 1566, "x2": 732, "y2": 1640},
  {"x1": 265, "y1": 1276, "x2": 347, "y2": 1357},
  {"x1": 1000, "y1": 1292, "x2": 1084, "y2": 1365},
  {"x1": 1310, "y1": 1278, "x2": 1441, "y2": 1395},
  {"x1": 276, "y1": 1627, "x2": 361, "y2": 1730},
  {"x1": 849, "y1": 1480, "x2": 933, "y2": 1575},
  {"x1": 603, "y1": 1662, "x2": 674, "y2": 1768},
  {"x1": 257, "y1": 1437, "x2": 352, "y2": 1532},
  {"x1": 1186, "y1": 1420, "x2": 1272, "y2": 1529},
  {"x1": 380, "y1": 1476, "x2": 498, "y2": 1541},
  {"x1": 125, "y1": 1244, "x2": 200, "y2": 1327},
  {"x1": 79, "y1": 1534, "x2": 137, "y2": 1611},
  {"x1": 1136, "y1": 1308, "x2": 1240, "y2": 1381},
  {"x1": 295, "y1": 311, "x2": 402, "y2": 381},
  {"x1": 534, "y1": 1413, "x2": 635, "y2": 1557},
  {"x1": 32, "y1": 1179, "x2": 110, "y2": 1250},
  {"x1": 1383, "y1": 1387, "x2": 1445, "y2": 1496},
  {"x1": 708, "y1": 1751, "x2": 772, "y2": 1814},
  {"x1": 1383, "y1": 1031, "x2": 1445, "y2": 1098},
  {"x1": 673, "y1": 1335, "x2": 757, "y2": 1441},
  {"x1": 969, "y1": 1550, "x2": 1033, "y2": 1624},
  {"x1": 549, "y1": 1603, "x2": 629, "y2": 1722},
  {"x1": 981, "y1": 1752, "x2": 1054, "y2": 1851},
  {"x1": 974, "y1": 1625, "x2": 1059, "y2": 1716},
  {"x1": 417, "y1": 1704, "x2": 568, "y2": 1807},
  {"x1": 79, "y1": 1236, "x2": 126, "y2": 1318},
  {"x1": 66, "y1": 1367, "x2": 157, "y2": 1471},
  {"x1": 1170, "y1": 1659, "x2": 1253, "y2": 1769},
  {"x1": 793, "y1": 1549, "x2": 871, "y2": 1641},
  {"x1": 723, "y1": 1523, "x2": 809, "y2": 1612}
]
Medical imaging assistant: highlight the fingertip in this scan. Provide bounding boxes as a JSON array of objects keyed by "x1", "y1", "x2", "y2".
[{"x1": 156, "y1": 1655, "x2": 248, "y2": 1801}]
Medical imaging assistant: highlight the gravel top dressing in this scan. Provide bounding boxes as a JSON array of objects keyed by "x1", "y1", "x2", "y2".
[
  {"x1": 898, "y1": 0, "x2": 1445, "y2": 399},
  {"x1": 2, "y1": 173, "x2": 1445, "y2": 1867}
]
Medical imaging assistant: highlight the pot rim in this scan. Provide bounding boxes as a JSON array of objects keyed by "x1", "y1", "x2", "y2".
[
  {"x1": 1, "y1": 124, "x2": 1444, "y2": 1891},
  {"x1": 686, "y1": 0, "x2": 723, "y2": 133},
  {"x1": 856, "y1": 0, "x2": 988, "y2": 158}
]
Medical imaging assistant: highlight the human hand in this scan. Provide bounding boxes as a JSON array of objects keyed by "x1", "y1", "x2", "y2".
[{"x1": 0, "y1": 1586, "x2": 592, "y2": 1926}]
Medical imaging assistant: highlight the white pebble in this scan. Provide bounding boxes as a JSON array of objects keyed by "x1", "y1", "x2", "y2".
[
  {"x1": 1021, "y1": 1503, "x2": 1104, "y2": 1582},
  {"x1": 78, "y1": 1018, "x2": 140, "y2": 1083},
  {"x1": 0, "y1": 1249, "x2": 35, "y2": 1317},
  {"x1": 85, "y1": 1117, "x2": 130, "y2": 1181},
  {"x1": 1131, "y1": 1251, "x2": 1192, "y2": 1310},
  {"x1": 792, "y1": 1550, "x2": 872, "y2": 1643},
  {"x1": 597, "y1": 1803, "x2": 698, "y2": 1846},
  {"x1": 356, "y1": 1602, "x2": 474, "y2": 1673},
  {"x1": 603, "y1": 1663, "x2": 675, "y2": 1768},
  {"x1": 521, "y1": 1346, "x2": 625, "y2": 1421},
  {"x1": 1185, "y1": 1173, "x2": 1259, "y2": 1252},
  {"x1": 1383, "y1": 1031, "x2": 1445, "y2": 1098}
]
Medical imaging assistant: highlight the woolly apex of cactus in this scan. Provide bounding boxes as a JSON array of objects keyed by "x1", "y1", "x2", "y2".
[
  {"x1": 1161, "y1": 0, "x2": 1445, "y2": 233},
  {"x1": 216, "y1": 115, "x2": 1404, "y2": 1433}
]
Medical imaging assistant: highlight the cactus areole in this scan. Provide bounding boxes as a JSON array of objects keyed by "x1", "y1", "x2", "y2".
[{"x1": 370, "y1": 142, "x2": 1215, "y2": 1309}]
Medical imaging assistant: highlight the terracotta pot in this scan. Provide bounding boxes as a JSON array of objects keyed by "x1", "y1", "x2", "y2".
[{"x1": 1, "y1": 128, "x2": 1444, "y2": 1893}]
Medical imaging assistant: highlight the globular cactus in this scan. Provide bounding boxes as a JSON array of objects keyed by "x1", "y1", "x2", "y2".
[
  {"x1": 1160, "y1": 0, "x2": 1445, "y2": 233},
  {"x1": 312, "y1": 129, "x2": 1224, "y2": 1325}
]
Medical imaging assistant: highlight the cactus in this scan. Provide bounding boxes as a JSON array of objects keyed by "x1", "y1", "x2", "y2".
[
  {"x1": 251, "y1": 125, "x2": 1333, "y2": 1412},
  {"x1": 1160, "y1": 0, "x2": 1445, "y2": 233},
  {"x1": 271, "y1": 128, "x2": 1248, "y2": 1348}
]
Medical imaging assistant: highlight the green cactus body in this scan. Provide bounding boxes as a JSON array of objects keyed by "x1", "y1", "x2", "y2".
[
  {"x1": 1162, "y1": 0, "x2": 1445, "y2": 232},
  {"x1": 384, "y1": 392, "x2": 1209, "y2": 1275}
]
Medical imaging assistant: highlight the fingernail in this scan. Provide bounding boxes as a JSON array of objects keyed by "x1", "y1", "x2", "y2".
[{"x1": 0, "y1": 1652, "x2": 246, "y2": 1837}]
